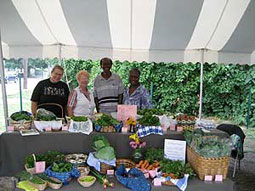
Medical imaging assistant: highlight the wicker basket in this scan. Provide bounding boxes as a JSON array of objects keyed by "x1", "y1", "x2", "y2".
[
  {"x1": 161, "y1": 173, "x2": 176, "y2": 186},
  {"x1": 100, "y1": 162, "x2": 114, "y2": 174},
  {"x1": 100, "y1": 126, "x2": 116, "y2": 133},
  {"x1": 78, "y1": 176, "x2": 96, "y2": 188},
  {"x1": 24, "y1": 164, "x2": 36, "y2": 174},
  {"x1": 77, "y1": 166, "x2": 90, "y2": 176},
  {"x1": 116, "y1": 159, "x2": 136, "y2": 168},
  {"x1": 187, "y1": 145, "x2": 229, "y2": 180},
  {"x1": 47, "y1": 177, "x2": 62, "y2": 190},
  {"x1": 162, "y1": 180, "x2": 174, "y2": 186},
  {"x1": 28, "y1": 179, "x2": 47, "y2": 191},
  {"x1": 10, "y1": 120, "x2": 32, "y2": 131}
]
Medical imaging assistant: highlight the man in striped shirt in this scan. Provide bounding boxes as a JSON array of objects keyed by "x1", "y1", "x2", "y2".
[{"x1": 93, "y1": 58, "x2": 124, "y2": 114}]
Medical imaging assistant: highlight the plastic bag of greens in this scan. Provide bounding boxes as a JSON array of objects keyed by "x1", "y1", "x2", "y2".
[{"x1": 36, "y1": 108, "x2": 57, "y2": 121}]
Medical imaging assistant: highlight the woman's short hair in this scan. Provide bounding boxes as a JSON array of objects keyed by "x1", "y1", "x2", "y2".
[
  {"x1": 51, "y1": 64, "x2": 64, "y2": 73},
  {"x1": 76, "y1": 70, "x2": 90, "y2": 80}
]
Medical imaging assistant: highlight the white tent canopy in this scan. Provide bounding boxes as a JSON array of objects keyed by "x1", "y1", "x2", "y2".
[{"x1": 1, "y1": 0, "x2": 255, "y2": 64}]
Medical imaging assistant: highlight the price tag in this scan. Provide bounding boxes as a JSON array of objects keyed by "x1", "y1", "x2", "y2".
[
  {"x1": 122, "y1": 127, "x2": 128, "y2": 133},
  {"x1": 7, "y1": 126, "x2": 14, "y2": 132},
  {"x1": 148, "y1": 169, "x2": 157, "y2": 178},
  {"x1": 153, "y1": 178, "x2": 162, "y2": 187},
  {"x1": 45, "y1": 127, "x2": 51, "y2": 132},
  {"x1": 215, "y1": 175, "x2": 223, "y2": 182},
  {"x1": 144, "y1": 173, "x2": 149, "y2": 179},
  {"x1": 170, "y1": 124, "x2": 176, "y2": 131},
  {"x1": 62, "y1": 125, "x2": 68, "y2": 131},
  {"x1": 204, "y1": 175, "x2": 213, "y2": 181},
  {"x1": 107, "y1": 170, "x2": 114, "y2": 175},
  {"x1": 35, "y1": 161, "x2": 45, "y2": 173}
]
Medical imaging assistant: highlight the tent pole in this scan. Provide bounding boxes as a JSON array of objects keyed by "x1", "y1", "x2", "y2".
[
  {"x1": 198, "y1": 49, "x2": 204, "y2": 120},
  {"x1": 58, "y1": 43, "x2": 62, "y2": 65},
  {"x1": 0, "y1": 29, "x2": 9, "y2": 129}
]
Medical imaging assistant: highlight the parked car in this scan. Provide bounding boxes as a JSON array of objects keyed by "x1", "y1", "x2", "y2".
[{"x1": 5, "y1": 74, "x2": 18, "y2": 83}]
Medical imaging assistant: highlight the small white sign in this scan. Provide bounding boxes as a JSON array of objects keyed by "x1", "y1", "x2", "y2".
[{"x1": 164, "y1": 139, "x2": 186, "y2": 161}]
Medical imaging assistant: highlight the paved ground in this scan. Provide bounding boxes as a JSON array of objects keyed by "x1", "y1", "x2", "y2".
[{"x1": 228, "y1": 135, "x2": 255, "y2": 191}]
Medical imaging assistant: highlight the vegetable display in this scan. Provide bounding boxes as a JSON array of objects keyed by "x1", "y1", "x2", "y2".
[
  {"x1": 90, "y1": 168, "x2": 114, "y2": 188},
  {"x1": 138, "y1": 109, "x2": 166, "y2": 116},
  {"x1": 71, "y1": 116, "x2": 88, "y2": 122},
  {"x1": 16, "y1": 171, "x2": 45, "y2": 184},
  {"x1": 51, "y1": 162, "x2": 73, "y2": 173},
  {"x1": 183, "y1": 129, "x2": 231, "y2": 158},
  {"x1": 25, "y1": 151, "x2": 65, "y2": 168},
  {"x1": 137, "y1": 113, "x2": 160, "y2": 126},
  {"x1": 79, "y1": 176, "x2": 95, "y2": 182},
  {"x1": 10, "y1": 111, "x2": 31, "y2": 121},
  {"x1": 92, "y1": 135, "x2": 116, "y2": 161},
  {"x1": 136, "y1": 160, "x2": 160, "y2": 171},
  {"x1": 94, "y1": 114, "x2": 120, "y2": 126},
  {"x1": 160, "y1": 159, "x2": 194, "y2": 179},
  {"x1": 144, "y1": 148, "x2": 164, "y2": 164},
  {"x1": 37, "y1": 173, "x2": 62, "y2": 184},
  {"x1": 36, "y1": 108, "x2": 56, "y2": 121}
]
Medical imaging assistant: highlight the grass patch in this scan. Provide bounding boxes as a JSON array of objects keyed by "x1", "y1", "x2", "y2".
[{"x1": 0, "y1": 90, "x2": 33, "y2": 132}]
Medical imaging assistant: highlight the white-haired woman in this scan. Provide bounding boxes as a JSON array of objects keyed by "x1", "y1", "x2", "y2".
[{"x1": 67, "y1": 70, "x2": 95, "y2": 116}]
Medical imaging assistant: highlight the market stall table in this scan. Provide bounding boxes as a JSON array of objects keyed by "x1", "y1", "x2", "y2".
[
  {"x1": 15, "y1": 176, "x2": 234, "y2": 191},
  {"x1": 0, "y1": 130, "x2": 228, "y2": 176}
]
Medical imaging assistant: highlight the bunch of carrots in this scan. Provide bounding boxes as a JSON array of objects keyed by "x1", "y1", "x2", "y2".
[{"x1": 136, "y1": 160, "x2": 160, "y2": 171}]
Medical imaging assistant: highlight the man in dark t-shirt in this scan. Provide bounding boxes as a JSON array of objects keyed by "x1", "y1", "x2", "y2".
[{"x1": 31, "y1": 65, "x2": 69, "y2": 118}]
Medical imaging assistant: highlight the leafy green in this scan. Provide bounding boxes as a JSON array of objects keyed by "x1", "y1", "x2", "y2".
[
  {"x1": 36, "y1": 109, "x2": 56, "y2": 121},
  {"x1": 16, "y1": 171, "x2": 32, "y2": 180},
  {"x1": 37, "y1": 173, "x2": 61, "y2": 184},
  {"x1": 184, "y1": 129, "x2": 231, "y2": 158},
  {"x1": 138, "y1": 109, "x2": 166, "y2": 116},
  {"x1": 71, "y1": 116, "x2": 88, "y2": 122},
  {"x1": 25, "y1": 151, "x2": 65, "y2": 168},
  {"x1": 92, "y1": 135, "x2": 116, "y2": 161},
  {"x1": 51, "y1": 162, "x2": 73, "y2": 173},
  {"x1": 160, "y1": 159, "x2": 195, "y2": 179},
  {"x1": 137, "y1": 113, "x2": 160, "y2": 126},
  {"x1": 92, "y1": 135, "x2": 110, "y2": 151},
  {"x1": 94, "y1": 146, "x2": 116, "y2": 161},
  {"x1": 144, "y1": 148, "x2": 164, "y2": 164},
  {"x1": 15, "y1": 171, "x2": 45, "y2": 184},
  {"x1": 11, "y1": 111, "x2": 31, "y2": 121},
  {"x1": 30, "y1": 176, "x2": 45, "y2": 184},
  {"x1": 94, "y1": 114, "x2": 120, "y2": 126},
  {"x1": 80, "y1": 176, "x2": 95, "y2": 182}
]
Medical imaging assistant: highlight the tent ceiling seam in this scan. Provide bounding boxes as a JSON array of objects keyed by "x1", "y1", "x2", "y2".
[
  {"x1": 204, "y1": 0, "x2": 229, "y2": 49},
  {"x1": 34, "y1": 0, "x2": 60, "y2": 44}
]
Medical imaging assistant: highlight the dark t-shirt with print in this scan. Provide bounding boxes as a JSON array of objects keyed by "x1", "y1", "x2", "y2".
[{"x1": 31, "y1": 78, "x2": 69, "y2": 118}]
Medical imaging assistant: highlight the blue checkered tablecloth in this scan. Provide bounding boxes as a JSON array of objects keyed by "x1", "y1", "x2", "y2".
[{"x1": 137, "y1": 125, "x2": 163, "y2": 138}]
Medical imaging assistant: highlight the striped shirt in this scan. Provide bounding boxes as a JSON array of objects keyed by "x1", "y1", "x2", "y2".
[{"x1": 93, "y1": 73, "x2": 124, "y2": 113}]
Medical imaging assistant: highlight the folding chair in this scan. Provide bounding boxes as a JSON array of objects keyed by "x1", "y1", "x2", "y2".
[
  {"x1": 216, "y1": 124, "x2": 246, "y2": 177},
  {"x1": 230, "y1": 134, "x2": 243, "y2": 177}
]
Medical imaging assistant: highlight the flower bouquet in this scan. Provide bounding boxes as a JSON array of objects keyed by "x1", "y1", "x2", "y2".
[{"x1": 129, "y1": 134, "x2": 146, "y2": 163}]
